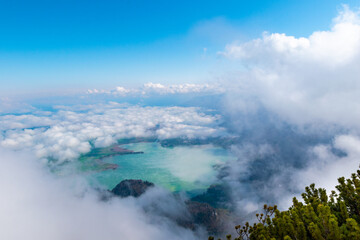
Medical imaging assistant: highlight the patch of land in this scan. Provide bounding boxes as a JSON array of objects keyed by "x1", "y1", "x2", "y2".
[{"x1": 79, "y1": 144, "x2": 144, "y2": 171}]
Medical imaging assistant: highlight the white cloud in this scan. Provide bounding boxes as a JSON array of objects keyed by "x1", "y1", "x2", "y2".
[
  {"x1": 221, "y1": 5, "x2": 360, "y2": 130},
  {"x1": 142, "y1": 82, "x2": 224, "y2": 94},
  {"x1": 297, "y1": 134, "x2": 360, "y2": 193},
  {"x1": 0, "y1": 148, "x2": 201, "y2": 240},
  {"x1": 87, "y1": 82, "x2": 225, "y2": 96},
  {"x1": 0, "y1": 97, "x2": 35, "y2": 114},
  {"x1": 0, "y1": 103, "x2": 225, "y2": 163},
  {"x1": 214, "y1": 6, "x2": 360, "y2": 211}
]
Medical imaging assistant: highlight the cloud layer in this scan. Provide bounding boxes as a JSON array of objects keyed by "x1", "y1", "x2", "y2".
[
  {"x1": 87, "y1": 82, "x2": 225, "y2": 96},
  {"x1": 0, "y1": 103, "x2": 225, "y2": 163}
]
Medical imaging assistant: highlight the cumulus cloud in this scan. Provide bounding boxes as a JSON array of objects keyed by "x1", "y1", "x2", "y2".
[
  {"x1": 0, "y1": 103, "x2": 225, "y2": 163},
  {"x1": 212, "y1": 5, "x2": 360, "y2": 213},
  {"x1": 221, "y1": 5, "x2": 360, "y2": 130}
]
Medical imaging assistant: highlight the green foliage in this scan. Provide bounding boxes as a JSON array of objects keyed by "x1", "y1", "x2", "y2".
[{"x1": 211, "y1": 168, "x2": 360, "y2": 240}]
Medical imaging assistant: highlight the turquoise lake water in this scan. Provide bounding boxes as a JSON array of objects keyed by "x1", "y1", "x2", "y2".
[{"x1": 85, "y1": 142, "x2": 236, "y2": 193}]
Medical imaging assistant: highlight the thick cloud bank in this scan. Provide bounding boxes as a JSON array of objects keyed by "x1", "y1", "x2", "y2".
[
  {"x1": 0, "y1": 103, "x2": 225, "y2": 163},
  {"x1": 217, "y1": 5, "x2": 360, "y2": 212},
  {"x1": 221, "y1": 5, "x2": 360, "y2": 130},
  {"x1": 0, "y1": 148, "x2": 201, "y2": 240}
]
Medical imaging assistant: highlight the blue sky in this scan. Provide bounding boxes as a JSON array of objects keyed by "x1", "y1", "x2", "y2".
[{"x1": 0, "y1": 0, "x2": 359, "y2": 95}]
